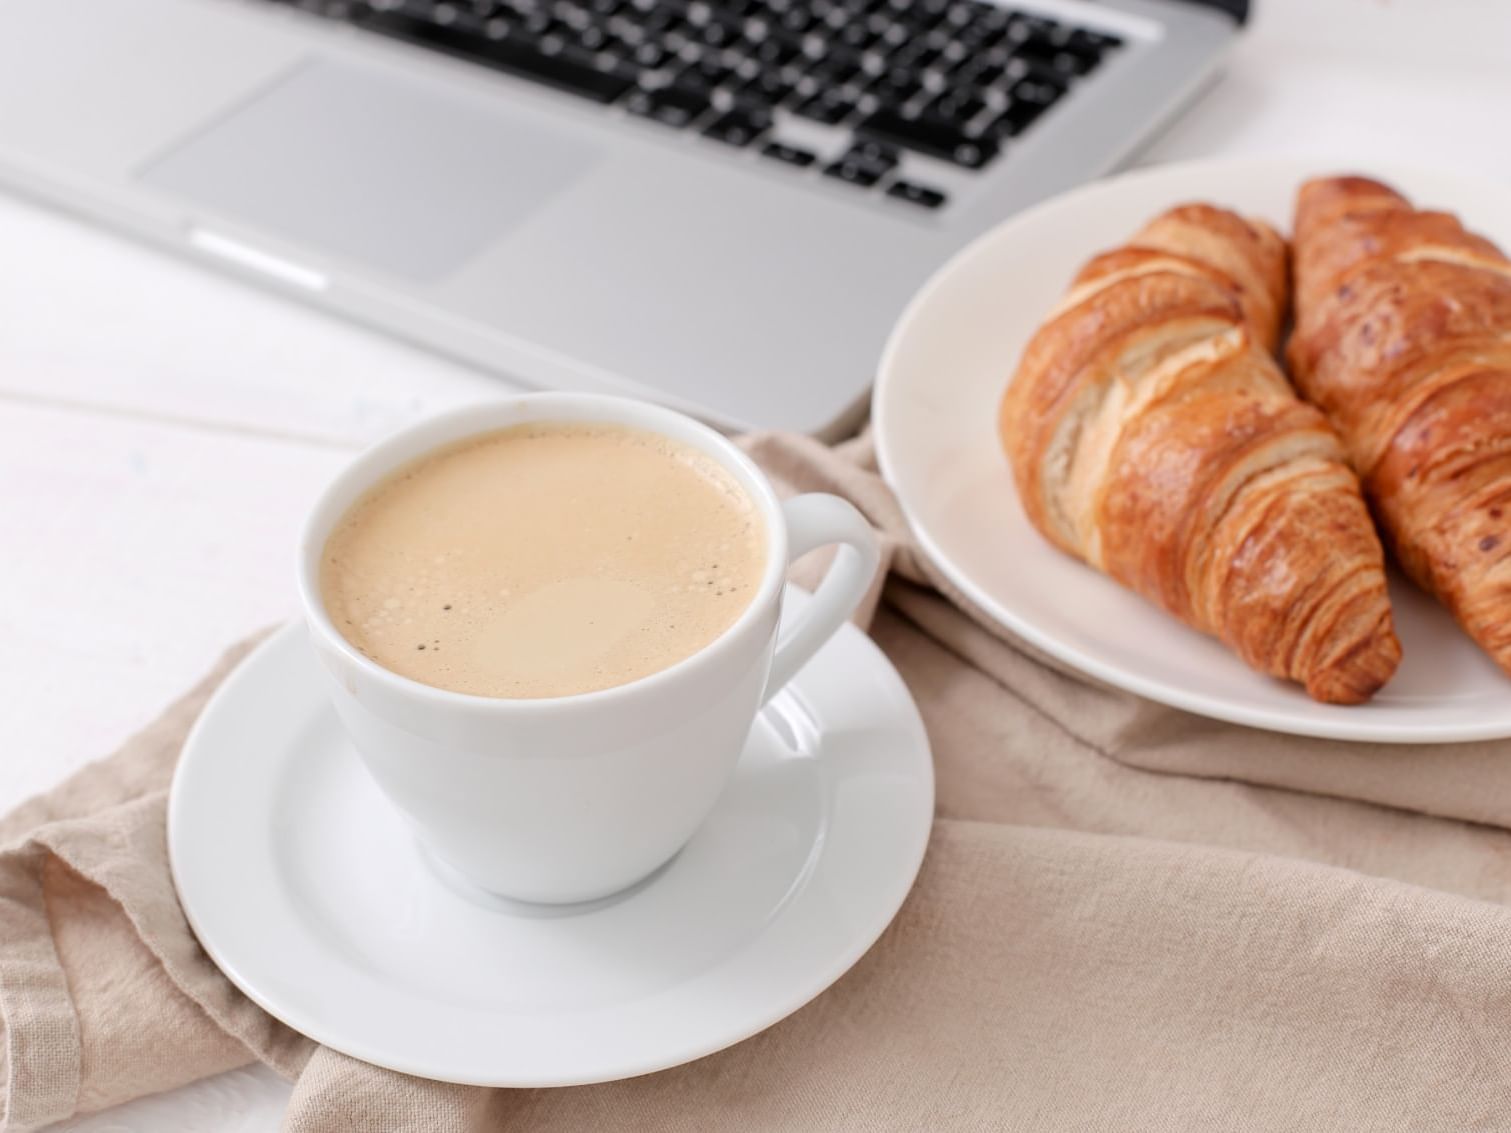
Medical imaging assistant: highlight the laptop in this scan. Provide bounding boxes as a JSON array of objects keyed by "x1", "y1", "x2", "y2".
[{"x1": 0, "y1": 0, "x2": 1245, "y2": 434}]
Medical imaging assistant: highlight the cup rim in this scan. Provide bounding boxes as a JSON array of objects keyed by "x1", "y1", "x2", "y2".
[{"x1": 296, "y1": 393, "x2": 789, "y2": 713}]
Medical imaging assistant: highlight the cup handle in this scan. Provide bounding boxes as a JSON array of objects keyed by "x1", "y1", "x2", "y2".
[{"x1": 762, "y1": 493, "x2": 882, "y2": 705}]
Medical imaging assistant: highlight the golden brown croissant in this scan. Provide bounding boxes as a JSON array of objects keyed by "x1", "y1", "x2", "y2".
[
  {"x1": 1288, "y1": 175, "x2": 1511, "y2": 676},
  {"x1": 1000, "y1": 203, "x2": 1401, "y2": 704}
]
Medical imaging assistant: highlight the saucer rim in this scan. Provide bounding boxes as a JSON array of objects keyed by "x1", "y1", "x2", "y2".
[{"x1": 168, "y1": 589, "x2": 934, "y2": 1086}]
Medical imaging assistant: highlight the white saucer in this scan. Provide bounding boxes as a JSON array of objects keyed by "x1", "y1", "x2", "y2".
[
  {"x1": 168, "y1": 588, "x2": 934, "y2": 1087},
  {"x1": 874, "y1": 156, "x2": 1511, "y2": 743}
]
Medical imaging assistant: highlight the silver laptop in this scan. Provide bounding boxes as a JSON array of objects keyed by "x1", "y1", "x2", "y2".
[{"x1": 0, "y1": 0, "x2": 1243, "y2": 434}]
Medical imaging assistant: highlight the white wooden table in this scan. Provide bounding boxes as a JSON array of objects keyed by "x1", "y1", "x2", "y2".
[{"x1": 4, "y1": 1, "x2": 1508, "y2": 1127}]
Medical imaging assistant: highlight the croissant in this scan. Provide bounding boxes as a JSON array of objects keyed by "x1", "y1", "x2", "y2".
[
  {"x1": 999, "y1": 204, "x2": 1401, "y2": 704},
  {"x1": 1288, "y1": 176, "x2": 1511, "y2": 676}
]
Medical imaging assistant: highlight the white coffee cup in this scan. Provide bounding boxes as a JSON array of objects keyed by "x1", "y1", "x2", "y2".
[{"x1": 297, "y1": 393, "x2": 880, "y2": 904}]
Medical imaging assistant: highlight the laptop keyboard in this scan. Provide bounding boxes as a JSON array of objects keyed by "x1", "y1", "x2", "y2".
[{"x1": 260, "y1": 0, "x2": 1123, "y2": 210}]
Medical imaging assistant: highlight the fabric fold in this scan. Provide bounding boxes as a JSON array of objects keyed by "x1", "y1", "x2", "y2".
[
  {"x1": 5, "y1": 429, "x2": 1511, "y2": 1131},
  {"x1": 0, "y1": 845, "x2": 81, "y2": 1131}
]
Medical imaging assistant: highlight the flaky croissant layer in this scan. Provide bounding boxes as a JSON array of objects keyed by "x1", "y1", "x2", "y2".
[
  {"x1": 1001, "y1": 203, "x2": 1401, "y2": 703},
  {"x1": 1288, "y1": 176, "x2": 1511, "y2": 678}
]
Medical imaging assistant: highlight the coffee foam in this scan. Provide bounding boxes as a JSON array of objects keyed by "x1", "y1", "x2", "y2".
[{"x1": 320, "y1": 422, "x2": 765, "y2": 698}]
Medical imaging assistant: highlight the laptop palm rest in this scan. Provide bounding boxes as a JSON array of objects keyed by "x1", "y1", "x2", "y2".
[{"x1": 138, "y1": 59, "x2": 601, "y2": 281}]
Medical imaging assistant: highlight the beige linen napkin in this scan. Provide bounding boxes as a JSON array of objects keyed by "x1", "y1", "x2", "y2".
[{"x1": 7, "y1": 432, "x2": 1511, "y2": 1132}]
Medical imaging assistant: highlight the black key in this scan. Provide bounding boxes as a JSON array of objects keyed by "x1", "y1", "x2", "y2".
[
  {"x1": 962, "y1": 57, "x2": 1008, "y2": 90},
  {"x1": 793, "y1": 89, "x2": 858, "y2": 125},
  {"x1": 836, "y1": 20, "x2": 874, "y2": 50},
  {"x1": 752, "y1": 37, "x2": 799, "y2": 66},
  {"x1": 938, "y1": 36, "x2": 973, "y2": 67},
  {"x1": 476, "y1": 11, "x2": 516, "y2": 37},
  {"x1": 520, "y1": 8, "x2": 554, "y2": 33},
  {"x1": 1063, "y1": 50, "x2": 1101, "y2": 77},
  {"x1": 580, "y1": 24, "x2": 614, "y2": 50},
  {"x1": 1011, "y1": 13, "x2": 1061, "y2": 37},
  {"x1": 572, "y1": 16, "x2": 613, "y2": 42},
  {"x1": 823, "y1": 156, "x2": 883, "y2": 188},
  {"x1": 845, "y1": 138, "x2": 898, "y2": 168},
  {"x1": 624, "y1": 81, "x2": 711, "y2": 126},
  {"x1": 778, "y1": 6, "x2": 813, "y2": 33},
  {"x1": 636, "y1": 38, "x2": 674, "y2": 64},
  {"x1": 808, "y1": 57, "x2": 861, "y2": 86},
  {"x1": 821, "y1": 3, "x2": 850, "y2": 27},
  {"x1": 929, "y1": 90, "x2": 986, "y2": 125},
  {"x1": 965, "y1": 2, "x2": 1008, "y2": 28},
  {"x1": 660, "y1": 22, "x2": 695, "y2": 51},
  {"x1": 856, "y1": 107, "x2": 998, "y2": 168},
  {"x1": 661, "y1": 67, "x2": 711, "y2": 97},
  {"x1": 876, "y1": 63, "x2": 918, "y2": 94},
  {"x1": 761, "y1": 141, "x2": 817, "y2": 167},
  {"x1": 974, "y1": 5, "x2": 1016, "y2": 31},
  {"x1": 956, "y1": 20, "x2": 1003, "y2": 51},
  {"x1": 649, "y1": 15, "x2": 690, "y2": 48},
  {"x1": 684, "y1": 54, "x2": 737, "y2": 89},
  {"x1": 553, "y1": 39, "x2": 614, "y2": 73},
  {"x1": 457, "y1": 7, "x2": 503, "y2": 32},
  {"x1": 948, "y1": 52, "x2": 999, "y2": 89},
  {"x1": 640, "y1": 6, "x2": 678, "y2": 31},
  {"x1": 886, "y1": 180, "x2": 946, "y2": 208},
  {"x1": 875, "y1": 17, "x2": 910, "y2": 47},
  {"x1": 1014, "y1": 35, "x2": 1098, "y2": 77},
  {"x1": 900, "y1": 0, "x2": 949, "y2": 25},
  {"x1": 701, "y1": 106, "x2": 770, "y2": 146},
  {"x1": 985, "y1": 91, "x2": 1049, "y2": 137},
  {"x1": 1072, "y1": 28, "x2": 1123, "y2": 50},
  {"x1": 725, "y1": 51, "x2": 766, "y2": 79},
  {"x1": 942, "y1": 1, "x2": 977, "y2": 28},
  {"x1": 888, "y1": 38, "x2": 936, "y2": 70},
  {"x1": 354, "y1": 10, "x2": 636, "y2": 102},
  {"x1": 739, "y1": 68, "x2": 798, "y2": 104},
  {"x1": 1010, "y1": 74, "x2": 1064, "y2": 106},
  {"x1": 917, "y1": 23, "x2": 952, "y2": 51},
  {"x1": 698, "y1": 19, "x2": 733, "y2": 46},
  {"x1": 823, "y1": 138, "x2": 896, "y2": 186},
  {"x1": 604, "y1": 14, "x2": 641, "y2": 41},
  {"x1": 797, "y1": 30, "x2": 834, "y2": 61},
  {"x1": 867, "y1": 68, "x2": 924, "y2": 106}
]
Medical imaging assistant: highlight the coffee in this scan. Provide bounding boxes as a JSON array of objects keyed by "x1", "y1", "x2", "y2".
[{"x1": 320, "y1": 422, "x2": 765, "y2": 699}]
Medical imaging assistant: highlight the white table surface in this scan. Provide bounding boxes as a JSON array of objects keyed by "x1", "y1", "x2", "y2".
[{"x1": 5, "y1": 1, "x2": 1508, "y2": 1127}]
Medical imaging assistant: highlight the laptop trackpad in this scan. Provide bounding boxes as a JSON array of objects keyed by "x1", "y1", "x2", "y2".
[{"x1": 139, "y1": 60, "x2": 599, "y2": 281}]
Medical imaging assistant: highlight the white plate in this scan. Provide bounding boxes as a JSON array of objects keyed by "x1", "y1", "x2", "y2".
[
  {"x1": 168, "y1": 590, "x2": 933, "y2": 1086},
  {"x1": 874, "y1": 156, "x2": 1511, "y2": 743}
]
